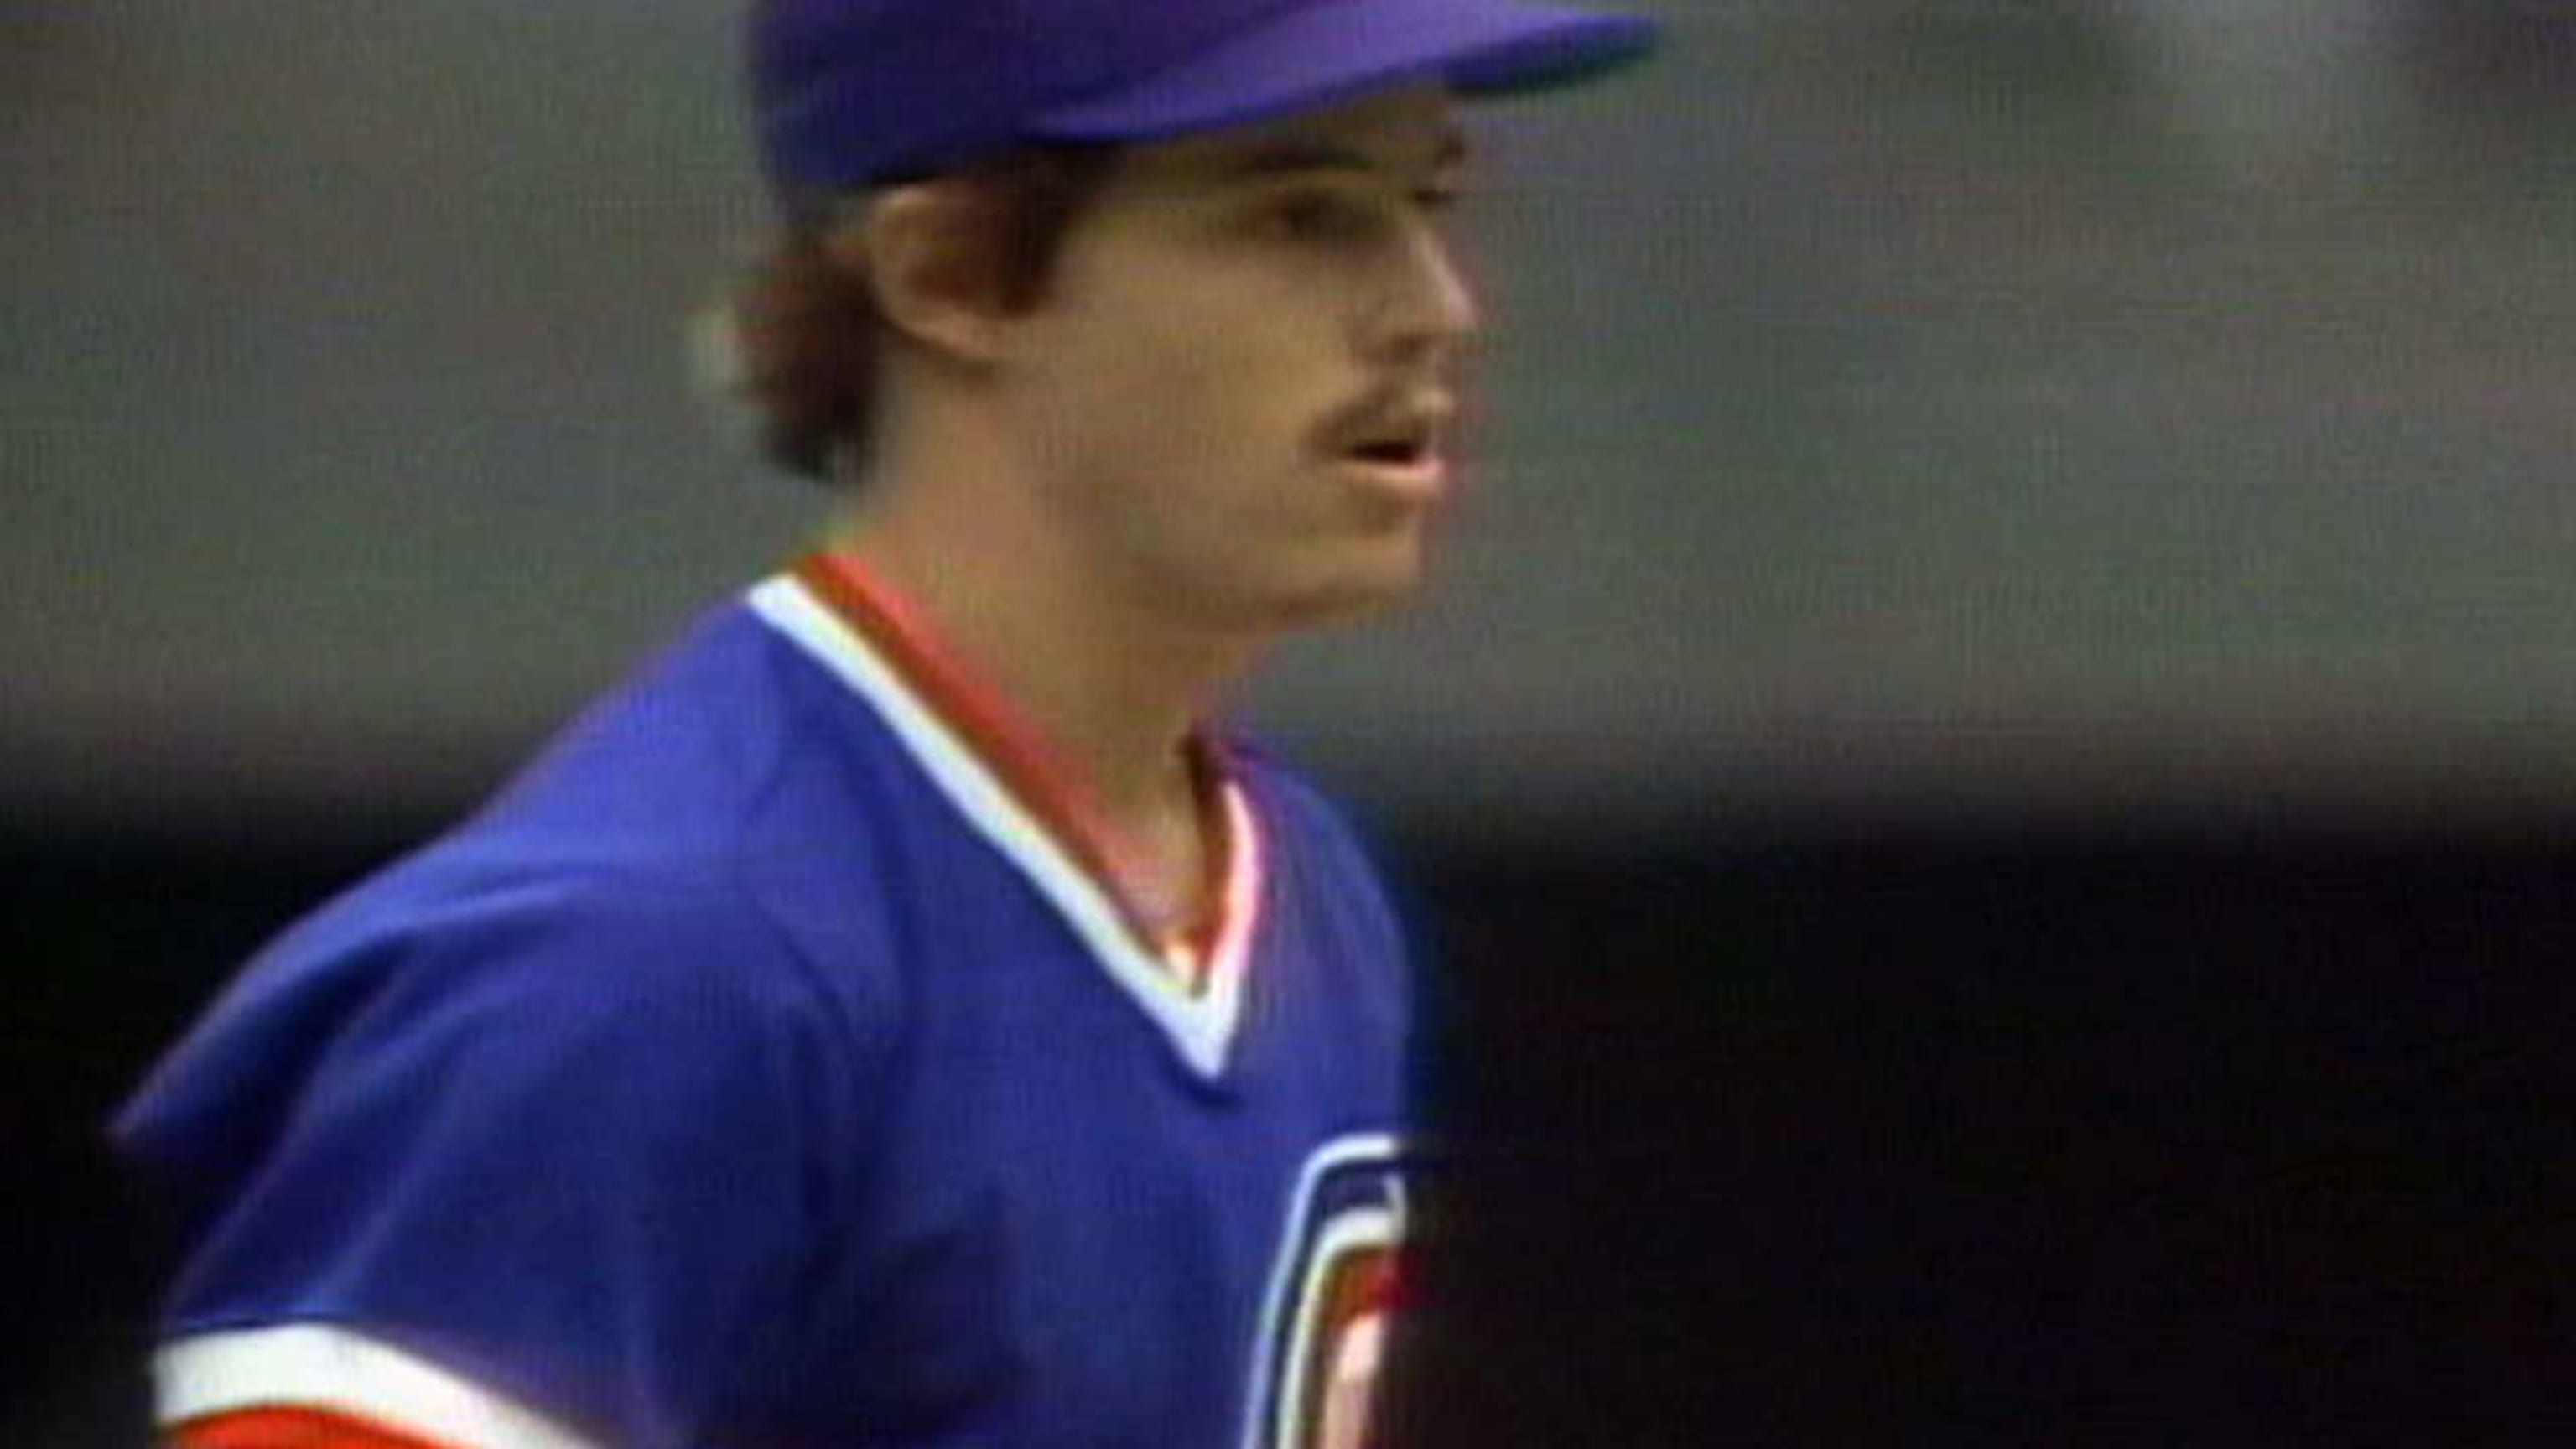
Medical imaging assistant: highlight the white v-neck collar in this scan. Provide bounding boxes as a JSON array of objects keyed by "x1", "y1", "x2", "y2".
[{"x1": 747, "y1": 574, "x2": 1260, "y2": 1080}]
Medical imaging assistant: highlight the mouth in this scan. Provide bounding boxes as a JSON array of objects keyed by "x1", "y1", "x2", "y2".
[
  {"x1": 1347, "y1": 437, "x2": 1435, "y2": 469},
  {"x1": 1332, "y1": 404, "x2": 1453, "y2": 500}
]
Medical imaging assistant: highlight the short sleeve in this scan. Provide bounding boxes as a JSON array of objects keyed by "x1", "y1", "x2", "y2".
[{"x1": 117, "y1": 875, "x2": 866, "y2": 1449}]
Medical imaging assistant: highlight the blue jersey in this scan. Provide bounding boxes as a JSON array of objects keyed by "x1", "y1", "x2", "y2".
[{"x1": 116, "y1": 561, "x2": 1419, "y2": 1449}]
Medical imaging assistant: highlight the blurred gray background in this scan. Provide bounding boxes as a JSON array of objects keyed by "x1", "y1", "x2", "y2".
[{"x1": 10, "y1": 0, "x2": 2576, "y2": 839}]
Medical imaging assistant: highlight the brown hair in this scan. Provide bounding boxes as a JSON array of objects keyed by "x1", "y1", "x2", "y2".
[{"x1": 729, "y1": 146, "x2": 1120, "y2": 483}]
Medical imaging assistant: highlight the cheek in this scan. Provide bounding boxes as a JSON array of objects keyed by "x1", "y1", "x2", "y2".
[{"x1": 1076, "y1": 295, "x2": 1337, "y2": 475}]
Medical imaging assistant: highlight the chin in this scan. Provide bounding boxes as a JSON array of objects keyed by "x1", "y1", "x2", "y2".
[{"x1": 1264, "y1": 548, "x2": 1431, "y2": 631}]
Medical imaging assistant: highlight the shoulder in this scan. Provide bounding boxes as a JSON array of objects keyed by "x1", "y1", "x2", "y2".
[
  {"x1": 123, "y1": 590, "x2": 923, "y2": 1162},
  {"x1": 117, "y1": 761, "x2": 910, "y2": 1247},
  {"x1": 316, "y1": 865, "x2": 849, "y2": 1035},
  {"x1": 362, "y1": 587, "x2": 923, "y2": 991},
  {"x1": 114, "y1": 593, "x2": 928, "y2": 1445},
  {"x1": 120, "y1": 860, "x2": 875, "y2": 1165},
  {"x1": 463, "y1": 595, "x2": 875, "y2": 874},
  {"x1": 259, "y1": 776, "x2": 884, "y2": 1046},
  {"x1": 315, "y1": 870, "x2": 871, "y2": 1188}
]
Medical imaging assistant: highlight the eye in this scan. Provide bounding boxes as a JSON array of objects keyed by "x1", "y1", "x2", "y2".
[{"x1": 1259, "y1": 190, "x2": 1385, "y2": 247}]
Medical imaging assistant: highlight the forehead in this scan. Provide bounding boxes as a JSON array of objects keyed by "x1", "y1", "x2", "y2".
[{"x1": 1114, "y1": 86, "x2": 1469, "y2": 190}]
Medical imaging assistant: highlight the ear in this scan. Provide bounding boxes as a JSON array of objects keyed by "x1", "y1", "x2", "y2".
[{"x1": 827, "y1": 183, "x2": 1016, "y2": 367}]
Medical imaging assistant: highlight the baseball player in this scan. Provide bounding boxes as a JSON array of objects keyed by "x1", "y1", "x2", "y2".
[{"x1": 115, "y1": 2, "x2": 1657, "y2": 1445}]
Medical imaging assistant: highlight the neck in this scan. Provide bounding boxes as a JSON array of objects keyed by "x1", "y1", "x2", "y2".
[{"x1": 822, "y1": 450, "x2": 1255, "y2": 841}]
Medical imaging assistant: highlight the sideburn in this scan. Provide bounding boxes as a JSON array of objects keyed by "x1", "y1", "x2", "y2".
[{"x1": 972, "y1": 145, "x2": 1121, "y2": 313}]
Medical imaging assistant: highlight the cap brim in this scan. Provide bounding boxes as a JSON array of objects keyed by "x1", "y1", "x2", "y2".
[{"x1": 1026, "y1": 0, "x2": 1658, "y2": 143}]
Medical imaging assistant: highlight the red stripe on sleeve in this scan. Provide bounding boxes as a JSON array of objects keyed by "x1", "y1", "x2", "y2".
[{"x1": 170, "y1": 1405, "x2": 465, "y2": 1449}]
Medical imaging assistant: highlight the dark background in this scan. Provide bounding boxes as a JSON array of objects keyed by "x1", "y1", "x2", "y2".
[
  {"x1": 13, "y1": 0, "x2": 2576, "y2": 1442},
  {"x1": 14, "y1": 810, "x2": 2574, "y2": 1443}
]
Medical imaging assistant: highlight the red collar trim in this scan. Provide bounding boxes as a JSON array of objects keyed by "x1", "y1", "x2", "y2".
[{"x1": 792, "y1": 552, "x2": 1236, "y2": 987}]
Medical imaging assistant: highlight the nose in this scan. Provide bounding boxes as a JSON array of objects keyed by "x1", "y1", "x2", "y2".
[{"x1": 1369, "y1": 219, "x2": 1483, "y2": 366}]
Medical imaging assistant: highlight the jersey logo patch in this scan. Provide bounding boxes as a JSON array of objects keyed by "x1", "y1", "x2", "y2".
[{"x1": 1245, "y1": 1135, "x2": 1412, "y2": 1449}]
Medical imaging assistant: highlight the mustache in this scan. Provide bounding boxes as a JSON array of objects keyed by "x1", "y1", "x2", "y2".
[{"x1": 1315, "y1": 385, "x2": 1460, "y2": 450}]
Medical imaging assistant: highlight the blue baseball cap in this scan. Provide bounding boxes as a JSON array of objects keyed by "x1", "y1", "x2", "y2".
[{"x1": 752, "y1": 0, "x2": 1659, "y2": 200}]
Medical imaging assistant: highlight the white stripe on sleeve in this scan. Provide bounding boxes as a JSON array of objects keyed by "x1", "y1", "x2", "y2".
[{"x1": 155, "y1": 1324, "x2": 605, "y2": 1449}]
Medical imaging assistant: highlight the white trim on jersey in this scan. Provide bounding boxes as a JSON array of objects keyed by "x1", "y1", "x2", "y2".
[
  {"x1": 155, "y1": 1323, "x2": 604, "y2": 1449},
  {"x1": 1271, "y1": 1204, "x2": 1400, "y2": 1449},
  {"x1": 1239, "y1": 1132, "x2": 1408, "y2": 1449},
  {"x1": 746, "y1": 574, "x2": 1260, "y2": 1080}
]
